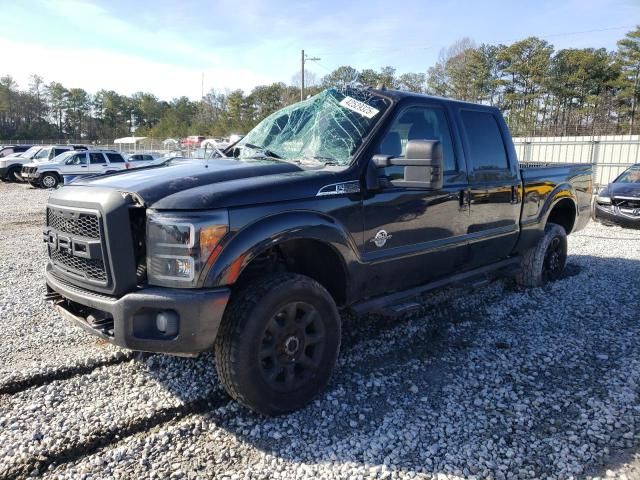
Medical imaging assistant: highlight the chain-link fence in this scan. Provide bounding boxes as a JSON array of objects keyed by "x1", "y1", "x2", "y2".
[
  {"x1": 0, "y1": 139, "x2": 206, "y2": 158},
  {"x1": 5, "y1": 135, "x2": 640, "y2": 187}
]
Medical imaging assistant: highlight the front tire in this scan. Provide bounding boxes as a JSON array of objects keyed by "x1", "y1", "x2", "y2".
[
  {"x1": 40, "y1": 172, "x2": 59, "y2": 189},
  {"x1": 516, "y1": 222, "x2": 567, "y2": 287},
  {"x1": 214, "y1": 273, "x2": 341, "y2": 416}
]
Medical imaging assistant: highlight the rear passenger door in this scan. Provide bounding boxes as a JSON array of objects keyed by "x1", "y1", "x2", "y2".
[
  {"x1": 457, "y1": 108, "x2": 521, "y2": 267},
  {"x1": 88, "y1": 152, "x2": 109, "y2": 173}
]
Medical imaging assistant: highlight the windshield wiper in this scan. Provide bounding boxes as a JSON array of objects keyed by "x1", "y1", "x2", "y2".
[{"x1": 243, "y1": 143, "x2": 283, "y2": 159}]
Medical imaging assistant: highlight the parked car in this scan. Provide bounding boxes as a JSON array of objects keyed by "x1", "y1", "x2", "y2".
[
  {"x1": 43, "y1": 88, "x2": 592, "y2": 415},
  {"x1": 181, "y1": 135, "x2": 205, "y2": 148},
  {"x1": 592, "y1": 163, "x2": 640, "y2": 228},
  {"x1": 0, "y1": 144, "x2": 32, "y2": 158},
  {"x1": 22, "y1": 149, "x2": 127, "y2": 188},
  {"x1": 126, "y1": 153, "x2": 164, "y2": 168},
  {"x1": 0, "y1": 145, "x2": 87, "y2": 182}
]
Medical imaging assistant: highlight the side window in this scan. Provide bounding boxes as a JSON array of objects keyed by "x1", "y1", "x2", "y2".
[
  {"x1": 377, "y1": 106, "x2": 457, "y2": 172},
  {"x1": 67, "y1": 153, "x2": 87, "y2": 165},
  {"x1": 106, "y1": 153, "x2": 125, "y2": 163},
  {"x1": 144, "y1": 155, "x2": 153, "y2": 161},
  {"x1": 53, "y1": 148, "x2": 67, "y2": 157},
  {"x1": 90, "y1": 152, "x2": 106, "y2": 164},
  {"x1": 34, "y1": 148, "x2": 50, "y2": 160},
  {"x1": 0, "y1": 148, "x2": 14, "y2": 157},
  {"x1": 460, "y1": 110, "x2": 509, "y2": 170}
]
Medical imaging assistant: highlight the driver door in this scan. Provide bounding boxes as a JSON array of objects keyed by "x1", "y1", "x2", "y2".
[
  {"x1": 362, "y1": 102, "x2": 470, "y2": 298},
  {"x1": 65, "y1": 152, "x2": 89, "y2": 174}
]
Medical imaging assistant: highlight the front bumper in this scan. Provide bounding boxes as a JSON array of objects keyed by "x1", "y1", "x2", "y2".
[
  {"x1": 21, "y1": 170, "x2": 40, "y2": 180},
  {"x1": 46, "y1": 265, "x2": 231, "y2": 355},
  {"x1": 593, "y1": 202, "x2": 640, "y2": 229}
]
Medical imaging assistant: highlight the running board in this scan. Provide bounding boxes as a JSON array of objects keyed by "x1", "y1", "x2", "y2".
[{"x1": 350, "y1": 257, "x2": 520, "y2": 316}]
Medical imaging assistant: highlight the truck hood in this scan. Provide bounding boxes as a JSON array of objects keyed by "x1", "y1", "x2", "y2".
[{"x1": 64, "y1": 158, "x2": 342, "y2": 209}]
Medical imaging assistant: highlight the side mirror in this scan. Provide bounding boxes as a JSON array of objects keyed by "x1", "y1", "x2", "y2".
[{"x1": 372, "y1": 139, "x2": 443, "y2": 190}]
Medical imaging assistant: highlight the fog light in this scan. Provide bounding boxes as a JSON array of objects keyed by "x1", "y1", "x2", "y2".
[{"x1": 156, "y1": 310, "x2": 179, "y2": 336}]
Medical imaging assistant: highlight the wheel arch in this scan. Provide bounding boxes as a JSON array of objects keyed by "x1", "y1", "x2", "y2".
[
  {"x1": 203, "y1": 211, "x2": 361, "y2": 306},
  {"x1": 540, "y1": 184, "x2": 578, "y2": 234}
]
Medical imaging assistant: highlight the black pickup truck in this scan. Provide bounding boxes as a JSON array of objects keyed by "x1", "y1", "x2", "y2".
[{"x1": 44, "y1": 88, "x2": 592, "y2": 415}]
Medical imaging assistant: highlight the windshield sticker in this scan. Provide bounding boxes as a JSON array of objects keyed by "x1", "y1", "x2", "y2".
[{"x1": 339, "y1": 96, "x2": 380, "y2": 119}]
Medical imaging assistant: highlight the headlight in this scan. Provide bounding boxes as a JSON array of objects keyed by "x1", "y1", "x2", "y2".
[
  {"x1": 146, "y1": 210, "x2": 229, "y2": 288},
  {"x1": 596, "y1": 193, "x2": 611, "y2": 205}
]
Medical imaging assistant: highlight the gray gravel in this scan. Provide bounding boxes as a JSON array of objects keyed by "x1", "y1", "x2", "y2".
[{"x1": 1, "y1": 181, "x2": 640, "y2": 479}]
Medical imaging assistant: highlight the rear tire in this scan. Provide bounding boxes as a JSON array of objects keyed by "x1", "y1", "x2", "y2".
[
  {"x1": 40, "y1": 172, "x2": 59, "y2": 189},
  {"x1": 214, "y1": 272, "x2": 341, "y2": 416},
  {"x1": 516, "y1": 222, "x2": 567, "y2": 287}
]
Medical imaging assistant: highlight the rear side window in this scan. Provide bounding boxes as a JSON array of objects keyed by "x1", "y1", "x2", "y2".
[
  {"x1": 460, "y1": 110, "x2": 509, "y2": 170},
  {"x1": 90, "y1": 152, "x2": 106, "y2": 164},
  {"x1": 0, "y1": 148, "x2": 14, "y2": 157},
  {"x1": 54, "y1": 148, "x2": 68, "y2": 157},
  {"x1": 106, "y1": 153, "x2": 125, "y2": 163}
]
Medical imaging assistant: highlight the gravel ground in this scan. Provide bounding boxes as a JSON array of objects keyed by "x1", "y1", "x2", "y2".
[{"x1": 1, "y1": 181, "x2": 640, "y2": 479}]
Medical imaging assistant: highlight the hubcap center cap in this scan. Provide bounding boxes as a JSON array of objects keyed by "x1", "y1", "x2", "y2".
[{"x1": 284, "y1": 336, "x2": 300, "y2": 355}]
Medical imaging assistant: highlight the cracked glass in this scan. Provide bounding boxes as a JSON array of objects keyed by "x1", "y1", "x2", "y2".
[{"x1": 235, "y1": 88, "x2": 391, "y2": 166}]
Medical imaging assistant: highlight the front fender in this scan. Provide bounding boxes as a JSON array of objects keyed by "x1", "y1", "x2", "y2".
[{"x1": 203, "y1": 210, "x2": 361, "y2": 289}]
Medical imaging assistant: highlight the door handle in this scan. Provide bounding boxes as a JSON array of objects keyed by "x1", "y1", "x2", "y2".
[
  {"x1": 458, "y1": 189, "x2": 469, "y2": 210},
  {"x1": 80, "y1": 165, "x2": 87, "y2": 168},
  {"x1": 510, "y1": 185, "x2": 519, "y2": 204}
]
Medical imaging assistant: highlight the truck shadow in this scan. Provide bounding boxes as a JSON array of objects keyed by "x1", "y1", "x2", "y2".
[{"x1": 146, "y1": 254, "x2": 640, "y2": 479}]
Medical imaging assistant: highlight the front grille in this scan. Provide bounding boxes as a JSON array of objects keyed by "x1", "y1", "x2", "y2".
[
  {"x1": 51, "y1": 250, "x2": 107, "y2": 281},
  {"x1": 613, "y1": 198, "x2": 640, "y2": 209},
  {"x1": 47, "y1": 207, "x2": 109, "y2": 285},
  {"x1": 47, "y1": 209, "x2": 100, "y2": 239}
]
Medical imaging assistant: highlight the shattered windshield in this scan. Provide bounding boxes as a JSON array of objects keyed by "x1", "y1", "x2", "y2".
[{"x1": 236, "y1": 88, "x2": 390, "y2": 166}]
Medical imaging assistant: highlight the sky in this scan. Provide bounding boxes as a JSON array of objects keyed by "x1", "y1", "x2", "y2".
[{"x1": 0, "y1": 0, "x2": 638, "y2": 100}]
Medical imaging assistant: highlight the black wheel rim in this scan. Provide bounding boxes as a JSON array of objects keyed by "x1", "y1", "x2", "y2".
[
  {"x1": 542, "y1": 236, "x2": 565, "y2": 282},
  {"x1": 258, "y1": 301, "x2": 326, "y2": 392}
]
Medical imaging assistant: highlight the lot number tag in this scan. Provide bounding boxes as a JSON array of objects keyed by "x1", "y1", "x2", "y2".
[{"x1": 339, "y1": 96, "x2": 380, "y2": 119}]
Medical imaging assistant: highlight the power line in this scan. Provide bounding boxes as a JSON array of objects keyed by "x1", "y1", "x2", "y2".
[{"x1": 309, "y1": 24, "x2": 634, "y2": 57}]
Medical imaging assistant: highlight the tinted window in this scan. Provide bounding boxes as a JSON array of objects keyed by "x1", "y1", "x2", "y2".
[
  {"x1": 106, "y1": 153, "x2": 125, "y2": 163},
  {"x1": 460, "y1": 110, "x2": 509, "y2": 170},
  {"x1": 377, "y1": 106, "x2": 457, "y2": 172},
  {"x1": 54, "y1": 148, "x2": 68, "y2": 157},
  {"x1": 89, "y1": 152, "x2": 106, "y2": 164}
]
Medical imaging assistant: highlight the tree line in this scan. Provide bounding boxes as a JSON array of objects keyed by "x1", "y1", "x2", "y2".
[{"x1": 0, "y1": 26, "x2": 639, "y2": 141}]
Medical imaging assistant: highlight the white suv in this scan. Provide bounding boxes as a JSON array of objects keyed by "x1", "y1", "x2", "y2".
[
  {"x1": 0, "y1": 145, "x2": 86, "y2": 182},
  {"x1": 21, "y1": 150, "x2": 127, "y2": 188}
]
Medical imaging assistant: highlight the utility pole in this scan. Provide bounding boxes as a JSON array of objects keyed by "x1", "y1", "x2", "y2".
[{"x1": 301, "y1": 49, "x2": 320, "y2": 101}]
